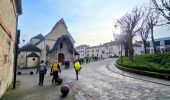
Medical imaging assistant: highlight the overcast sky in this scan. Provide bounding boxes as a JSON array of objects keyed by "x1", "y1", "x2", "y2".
[{"x1": 19, "y1": 0, "x2": 170, "y2": 47}]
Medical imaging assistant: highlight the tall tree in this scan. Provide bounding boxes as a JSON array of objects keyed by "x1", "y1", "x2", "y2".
[
  {"x1": 138, "y1": 23, "x2": 150, "y2": 54},
  {"x1": 151, "y1": 0, "x2": 170, "y2": 23},
  {"x1": 117, "y1": 7, "x2": 143, "y2": 61},
  {"x1": 145, "y1": 3, "x2": 160, "y2": 53},
  {"x1": 114, "y1": 33, "x2": 129, "y2": 57}
]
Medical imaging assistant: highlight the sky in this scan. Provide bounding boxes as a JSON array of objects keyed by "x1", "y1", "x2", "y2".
[{"x1": 18, "y1": 0, "x2": 170, "y2": 47}]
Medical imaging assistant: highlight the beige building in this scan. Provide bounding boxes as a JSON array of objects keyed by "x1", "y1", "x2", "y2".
[
  {"x1": 76, "y1": 41, "x2": 125, "y2": 59},
  {"x1": 18, "y1": 18, "x2": 78, "y2": 68},
  {"x1": 75, "y1": 45, "x2": 89, "y2": 58},
  {"x1": 18, "y1": 44, "x2": 41, "y2": 68},
  {"x1": 0, "y1": 0, "x2": 22, "y2": 97}
]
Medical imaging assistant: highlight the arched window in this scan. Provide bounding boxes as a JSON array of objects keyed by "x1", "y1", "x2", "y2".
[
  {"x1": 46, "y1": 45, "x2": 50, "y2": 52},
  {"x1": 60, "y1": 42, "x2": 63, "y2": 49}
]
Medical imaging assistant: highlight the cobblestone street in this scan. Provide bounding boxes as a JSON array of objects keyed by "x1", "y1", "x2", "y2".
[{"x1": 2, "y1": 58, "x2": 170, "y2": 100}]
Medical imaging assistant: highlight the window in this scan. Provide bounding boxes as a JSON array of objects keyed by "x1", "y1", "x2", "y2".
[
  {"x1": 92, "y1": 54, "x2": 94, "y2": 57},
  {"x1": 151, "y1": 49, "x2": 154, "y2": 53},
  {"x1": 92, "y1": 50, "x2": 94, "y2": 53},
  {"x1": 60, "y1": 43, "x2": 63, "y2": 49},
  {"x1": 161, "y1": 48, "x2": 165, "y2": 52},
  {"x1": 46, "y1": 45, "x2": 50, "y2": 52},
  {"x1": 86, "y1": 50, "x2": 89, "y2": 53},
  {"x1": 102, "y1": 50, "x2": 105, "y2": 54},
  {"x1": 160, "y1": 41, "x2": 165, "y2": 46},
  {"x1": 150, "y1": 42, "x2": 153, "y2": 46},
  {"x1": 32, "y1": 58, "x2": 35, "y2": 61}
]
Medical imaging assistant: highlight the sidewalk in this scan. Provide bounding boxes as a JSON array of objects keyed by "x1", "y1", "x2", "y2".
[{"x1": 1, "y1": 68, "x2": 76, "y2": 100}]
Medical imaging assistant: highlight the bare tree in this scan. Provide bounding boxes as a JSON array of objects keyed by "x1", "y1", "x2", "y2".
[
  {"x1": 117, "y1": 7, "x2": 143, "y2": 61},
  {"x1": 138, "y1": 22, "x2": 150, "y2": 54},
  {"x1": 151, "y1": 0, "x2": 170, "y2": 23},
  {"x1": 145, "y1": 3, "x2": 160, "y2": 53},
  {"x1": 114, "y1": 33, "x2": 129, "y2": 57}
]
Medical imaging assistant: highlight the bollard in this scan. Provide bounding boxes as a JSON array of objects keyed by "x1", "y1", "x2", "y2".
[
  {"x1": 18, "y1": 72, "x2": 22, "y2": 75},
  {"x1": 30, "y1": 71, "x2": 34, "y2": 75},
  {"x1": 57, "y1": 77, "x2": 63, "y2": 84},
  {"x1": 61, "y1": 84, "x2": 70, "y2": 96}
]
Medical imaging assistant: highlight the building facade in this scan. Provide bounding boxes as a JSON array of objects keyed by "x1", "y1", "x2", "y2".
[
  {"x1": 0, "y1": 0, "x2": 22, "y2": 97},
  {"x1": 18, "y1": 18, "x2": 78, "y2": 68},
  {"x1": 141, "y1": 37, "x2": 170, "y2": 54},
  {"x1": 75, "y1": 45, "x2": 89, "y2": 58},
  {"x1": 18, "y1": 44, "x2": 41, "y2": 68},
  {"x1": 76, "y1": 41, "x2": 125, "y2": 59}
]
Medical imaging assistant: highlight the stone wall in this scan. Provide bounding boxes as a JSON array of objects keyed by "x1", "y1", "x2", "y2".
[
  {"x1": 0, "y1": 0, "x2": 17, "y2": 97},
  {"x1": 17, "y1": 52, "x2": 40, "y2": 68}
]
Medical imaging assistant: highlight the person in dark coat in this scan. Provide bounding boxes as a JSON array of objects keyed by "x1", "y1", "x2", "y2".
[
  {"x1": 64, "y1": 58, "x2": 70, "y2": 69},
  {"x1": 36, "y1": 60, "x2": 47, "y2": 86}
]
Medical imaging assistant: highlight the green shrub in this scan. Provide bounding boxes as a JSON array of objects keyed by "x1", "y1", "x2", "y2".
[{"x1": 116, "y1": 52, "x2": 170, "y2": 74}]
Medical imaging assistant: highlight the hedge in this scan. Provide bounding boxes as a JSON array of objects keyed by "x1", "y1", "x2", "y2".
[{"x1": 116, "y1": 52, "x2": 170, "y2": 74}]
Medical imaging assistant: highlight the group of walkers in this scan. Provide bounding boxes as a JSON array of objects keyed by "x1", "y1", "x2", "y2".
[{"x1": 36, "y1": 59, "x2": 81, "y2": 86}]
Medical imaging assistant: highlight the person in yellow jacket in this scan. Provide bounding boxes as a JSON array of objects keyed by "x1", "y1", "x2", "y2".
[
  {"x1": 51, "y1": 60, "x2": 61, "y2": 84},
  {"x1": 74, "y1": 60, "x2": 81, "y2": 80}
]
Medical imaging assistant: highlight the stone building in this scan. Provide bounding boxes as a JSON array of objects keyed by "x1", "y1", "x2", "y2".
[
  {"x1": 75, "y1": 41, "x2": 143, "y2": 59},
  {"x1": 86, "y1": 45, "x2": 107, "y2": 58},
  {"x1": 18, "y1": 18, "x2": 78, "y2": 68},
  {"x1": 75, "y1": 45, "x2": 89, "y2": 58},
  {"x1": 141, "y1": 37, "x2": 170, "y2": 54},
  {"x1": 18, "y1": 44, "x2": 41, "y2": 68},
  {"x1": 0, "y1": 0, "x2": 22, "y2": 97}
]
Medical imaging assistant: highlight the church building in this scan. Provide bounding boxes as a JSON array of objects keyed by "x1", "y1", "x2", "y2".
[{"x1": 18, "y1": 18, "x2": 79, "y2": 68}]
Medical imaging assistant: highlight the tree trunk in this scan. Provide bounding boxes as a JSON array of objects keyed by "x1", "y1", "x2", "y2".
[
  {"x1": 123, "y1": 43, "x2": 129, "y2": 57},
  {"x1": 129, "y1": 35, "x2": 134, "y2": 61},
  {"x1": 151, "y1": 27, "x2": 156, "y2": 53},
  {"x1": 143, "y1": 40, "x2": 147, "y2": 54}
]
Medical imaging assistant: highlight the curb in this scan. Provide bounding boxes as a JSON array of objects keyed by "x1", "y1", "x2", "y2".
[{"x1": 115, "y1": 63, "x2": 170, "y2": 80}]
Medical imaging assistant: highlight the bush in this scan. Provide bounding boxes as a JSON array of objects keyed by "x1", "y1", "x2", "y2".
[{"x1": 116, "y1": 52, "x2": 170, "y2": 74}]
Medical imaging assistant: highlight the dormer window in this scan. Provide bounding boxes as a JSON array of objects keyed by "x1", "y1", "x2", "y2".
[
  {"x1": 150, "y1": 42, "x2": 153, "y2": 46},
  {"x1": 160, "y1": 41, "x2": 165, "y2": 46}
]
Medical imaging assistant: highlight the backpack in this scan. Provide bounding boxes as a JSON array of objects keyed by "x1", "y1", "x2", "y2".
[
  {"x1": 39, "y1": 64, "x2": 46, "y2": 72},
  {"x1": 75, "y1": 62, "x2": 81, "y2": 71},
  {"x1": 52, "y1": 63, "x2": 58, "y2": 72}
]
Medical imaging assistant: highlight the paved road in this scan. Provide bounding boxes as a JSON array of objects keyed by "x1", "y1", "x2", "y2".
[{"x1": 1, "y1": 58, "x2": 170, "y2": 100}]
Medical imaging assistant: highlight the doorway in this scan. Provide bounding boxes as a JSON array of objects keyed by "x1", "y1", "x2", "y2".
[{"x1": 58, "y1": 53, "x2": 65, "y2": 65}]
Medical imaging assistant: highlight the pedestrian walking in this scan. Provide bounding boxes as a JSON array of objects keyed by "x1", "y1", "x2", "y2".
[
  {"x1": 74, "y1": 60, "x2": 81, "y2": 80},
  {"x1": 51, "y1": 60, "x2": 61, "y2": 84},
  {"x1": 36, "y1": 60, "x2": 47, "y2": 86},
  {"x1": 64, "y1": 58, "x2": 70, "y2": 69}
]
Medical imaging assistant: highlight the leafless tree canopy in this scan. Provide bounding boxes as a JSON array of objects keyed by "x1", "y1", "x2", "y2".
[
  {"x1": 116, "y1": 7, "x2": 144, "y2": 60},
  {"x1": 117, "y1": 7, "x2": 144, "y2": 37},
  {"x1": 152, "y1": 0, "x2": 170, "y2": 22}
]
